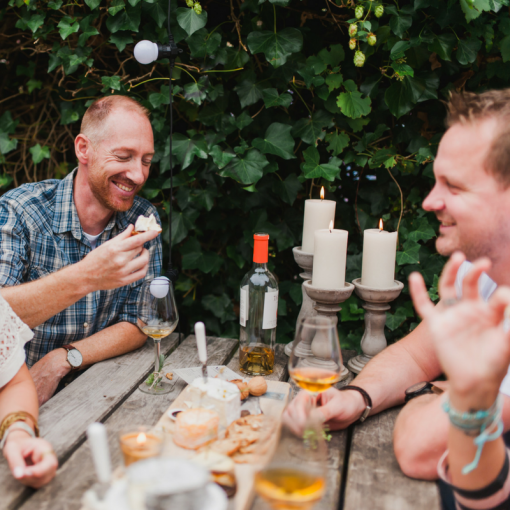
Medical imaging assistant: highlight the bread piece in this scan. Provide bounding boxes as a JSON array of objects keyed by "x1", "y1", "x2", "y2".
[
  {"x1": 209, "y1": 438, "x2": 242, "y2": 456},
  {"x1": 132, "y1": 214, "x2": 162, "y2": 235},
  {"x1": 173, "y1": 409, "x2": 219, "y2": 450}
]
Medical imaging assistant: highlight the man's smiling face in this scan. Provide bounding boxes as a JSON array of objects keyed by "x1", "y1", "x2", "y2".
[
  {"x1": 422, "y1": 117, "x2": 510, "y2": 262},
  {"x1": 87, "y1": 108, "x2": 154, "y2": 212}
]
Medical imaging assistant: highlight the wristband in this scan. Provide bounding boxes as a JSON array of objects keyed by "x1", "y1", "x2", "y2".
[
  {"x1": 0, "y1": 422, "x2": 36, "y2": 450},
  {"x1": 339, "y1": 385, "x2": 372, "y2": 423}
]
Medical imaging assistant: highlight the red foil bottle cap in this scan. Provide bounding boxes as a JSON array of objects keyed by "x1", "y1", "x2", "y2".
[{"x1": 253, "y1": 233, "x2": 269, "y2": 263}]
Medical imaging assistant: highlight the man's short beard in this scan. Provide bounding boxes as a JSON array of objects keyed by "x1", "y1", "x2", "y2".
[{"x1": 88, "y1": 159, "x2": 135, "y2": 213}]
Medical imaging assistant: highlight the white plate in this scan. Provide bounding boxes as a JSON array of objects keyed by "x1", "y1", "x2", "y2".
[{"x1": 83, "y1": 479, "x2": 228, "y2": 510}]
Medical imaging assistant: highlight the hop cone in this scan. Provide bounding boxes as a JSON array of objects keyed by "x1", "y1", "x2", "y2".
[
  {"x1": 375, "y1": 5, "x2": 384, "y2": 17},
  {"x1": 194, "y1": 2, "x2": 202, "y2": 13},
  {"x1": 349, "y1": 38, "x2": 357, "y2": 50},
  {"x1": 186, "y1": 0, "x2": 194, "y2": 7},
  {"x1": 348, "y1": 24, "x2": 358, "y2": 37},
  {"x1": 367, "y1": 33, "x2": 377, "y2": 46},
  {"x1": 355, "y1": 5, "x2": 364, "y2": 18},
  {"x1": 354, "y1": 50, "x2": 366, "y2": 67}
]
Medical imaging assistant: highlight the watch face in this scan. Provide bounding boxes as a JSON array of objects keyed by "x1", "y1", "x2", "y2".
[
  {"x1": 68, "y1": 349, "x2": 83, "y2": 367},
  {"x1": 406, "y1": 381, "x2": 429, "y2": 395}
]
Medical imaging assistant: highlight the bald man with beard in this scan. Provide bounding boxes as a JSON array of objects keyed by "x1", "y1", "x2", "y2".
[{"x1": 0, "y1": 96, "x2": 162, "y2": 405}]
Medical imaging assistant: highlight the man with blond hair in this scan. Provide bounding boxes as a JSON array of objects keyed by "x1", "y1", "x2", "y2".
[
  {"x1": 0, "y1": 95, "x2": 162, "y2": 405},
  {"x1": 285, "y1": 89, "x2": 510, "y2": 480}
]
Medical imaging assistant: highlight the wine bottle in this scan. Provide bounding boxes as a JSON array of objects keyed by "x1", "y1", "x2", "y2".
[{"x1": 239, "y1": 233, "x2": 278, "y2": 376}]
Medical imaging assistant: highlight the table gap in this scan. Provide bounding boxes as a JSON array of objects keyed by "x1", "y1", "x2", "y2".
[{"x1": 338, "y1": 424, "x2": 354, "y2": 510}]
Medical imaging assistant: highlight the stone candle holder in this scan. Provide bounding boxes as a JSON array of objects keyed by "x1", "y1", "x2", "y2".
[
  {"x1": 285, "y1": 246, "x2": 316, "y2": 357},
  {"x1": 301, "y1": 280, "x2": 355, "y2": 381},
  {"x1": 347, "y1": 278, "x2": 404, "y2": 375}
]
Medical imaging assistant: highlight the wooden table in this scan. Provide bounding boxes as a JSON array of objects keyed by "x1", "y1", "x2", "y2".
[{"x1": 0, "y1": 335, "x2": 441, "y2": 510}]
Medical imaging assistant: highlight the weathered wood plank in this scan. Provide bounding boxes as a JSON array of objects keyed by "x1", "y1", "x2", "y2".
[
  {"x1": 226, "y1": 343, "x2": 289, "y2": 382},
  {"x1": 18, "y1": 335, "x2": 240, "y2": 510},
  {"x1": 0, "y1": 333, "x2": 180, "y2": 510},
  {"x1": 344, "y1": 406, "x2": 441, "y2": 510}
]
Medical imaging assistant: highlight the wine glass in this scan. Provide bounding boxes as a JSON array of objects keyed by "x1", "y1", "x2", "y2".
[
  {"x1": 288, "y1": 316, "x2": 342, "y2": 404},
  {"x1": 254, "y1": 410, "x2": 327, "y2": 510},
  {"x1": 137, "y1": 277, "x2": 179, "y2": 395}
]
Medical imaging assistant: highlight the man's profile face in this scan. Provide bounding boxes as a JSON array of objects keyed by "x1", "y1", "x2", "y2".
[
  {"x1": 86, "y1": 108, "x2": 154, "y2": 212},
  {"x1": 422, "y1": 117, "x2": 510, "y2": 263}
]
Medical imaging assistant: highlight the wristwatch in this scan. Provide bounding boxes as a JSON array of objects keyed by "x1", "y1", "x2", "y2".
[
  {"x1": 405, "y1": 381, "x2": 444, "y2": 403},
  {"x1": 62, "y1": 344, "x2": 83, "y2": 370}
]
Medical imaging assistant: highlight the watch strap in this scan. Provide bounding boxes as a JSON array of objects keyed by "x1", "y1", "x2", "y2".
[
  {"x1": 62, "y1": 344, "x2": 75, "y2": 351},
  {"x1": 339, "y1": 385, "x2": 373, "y2": 423}
]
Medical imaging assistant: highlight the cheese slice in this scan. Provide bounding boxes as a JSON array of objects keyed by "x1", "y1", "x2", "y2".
[
  {"x1": 188, "y1": 377, "x2": 241, "y2": 427},
  {"x1": 174, "y1": 409, "x2": 219, "y2": 450}
]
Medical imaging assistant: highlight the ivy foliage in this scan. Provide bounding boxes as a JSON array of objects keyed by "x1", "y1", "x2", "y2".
[{"x1": 1, "y1": 0, "x2": 509, "y2": 348}]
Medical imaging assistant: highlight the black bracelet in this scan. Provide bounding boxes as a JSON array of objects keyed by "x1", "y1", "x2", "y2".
[{"x1": 339, "y1": 385, "x2": 373, "y2": 423}]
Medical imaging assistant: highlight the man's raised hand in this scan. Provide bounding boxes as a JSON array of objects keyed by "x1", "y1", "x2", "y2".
[{"x1": 78, "y1": 225, "x2": 159, "y2": 292}]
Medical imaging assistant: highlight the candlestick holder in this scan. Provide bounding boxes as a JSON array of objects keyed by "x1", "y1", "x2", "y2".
[
  {"x1": 301, "y1": 280, "x2": 355, "y2": 380},
  {"x1": 347, "y1": 278, "x2": 404, "y2": 374},
  {"x1": 285, "y1": 246, "x2": 316, "y2": 357}
]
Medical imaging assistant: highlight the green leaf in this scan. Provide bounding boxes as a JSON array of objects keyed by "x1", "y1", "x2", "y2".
[
  {"x1": 396, "y1": 239, "x2": 420, "y2": 265},
  {"x1": 501, "y1": 35, "x2": 510, "y2": 62},
  {"x1": 262, "y1": 88, "x2": 292, "y2": 108},
  {"x1": 108, "y1": 0, "x2": 125, "y2": 16},
  {"x1": 101, "y1": 75, "x2": 122, "y2": 91},
  {"x1": 429, "y1": 33, "x2": 456, "y2": 61},
  {"x1": 301, "y1": 146, "x2": 341, "y2": 181},
  {"x1": 386, "y1": 309, "x2": 407, "y2": 331},
  {"x1": 109, "y1": 33, "x2": 133, "y2": 52},
  {"x1": 456, "y1": 37, "x2": 482, "y2": 65},
  {"x1": 84, "y1": 0, "x2": 101, "y2": 9},
  {"x1": 29, "y1": 144, "x2": 50, "y2": 164},
  {"x1": 318, "y1": 44, "x2": 345, "y2": 67},
  {"x1": 0, "y1": 112, "x2": 19, "y2": 134},
  {"x1": 407, "y1": 217, "x2": 436, "y2": 242},
  {"x1": 325, "y1": 132, "x2": 350, "y2": 156},
  {"x1": 226, "y1": 246, "x2": 246, "y2": 269},
  {"x1": 336, "y1": 80, "x2": 371, "y2": 119},
  {"x1": 210, "y1": 145, "x2": 236, "y2": 169},
  {"x1": 172, "y1": 133, "x2": 208, "y2": 169},
  {"x1": 276, "y1": 174, "x2": 302, "y2": 205},
  {"x1": 369, "y1": 147, "x2": 397, "y2": 168},
  {"x1": 186, "y1": 29, "x2": 221, "y2": 58},
  {"x1": 26, "y1": 79, "x2": 42, "y2": 93},
  {"x1": 0, "y1": 174, "x2": 13, "y2": 189},
  {"x1": 391, "y1": 62, "x2": 414, "y2": 77},
  {"x1": 176, "y1": 7, "x2": 207, "y2": 37},
  {"x1": 145, "y1": 1, "x2": 166, "y2": 27},
  {"x1": 48, "y1": 0, "x2": 63, "y2": 9},
  {"x1": 58, "y1": 16, "x2": 80, "y2": 40},
  {"x1": 202, "y1": 293, "x2": 235, "y2": 321},
  {"x1": 292, "y1": 110, "x2": 333, "y2": 145},
  {"x1": 390, "y1": 15, "x2": 412, "y2": 37},
  {"x1": 171, "y1": 211, "x2": 193, "y2": 244},
  {"x1": 106, "y1": 4, "x2": 141, "y2": 33},
  {"x1": 78, "y1": 16, "x2": 100, "y2": 46},
  {"x1": 222, "y1": 150, "x2": 269, "y2": 184},
  {"x1": 390, "y1": 41, "x2": 411, "y2": 60},
  {"x1": 252, "y1": 123, "x2": 296, "y2": 160},
  {"x1": 325, "y1": 74, "x2": 343, "y2": 93},
  {"x1": 25, "y1": 13, "x2": 45, "y2": 33},
  {"x1": 460, "y1": 0, "x2": 493, "y2": 22},
  {"x1": 0, "y1": 133, "x2": 17, "y2": 155},
  {"x1": 235, "y1": 72, "x2": 264, "y2": 108},
  {"x1": 247, "y1": 28, "x2": 303, "y2": 68},
  {"x1": 384, "y1": 78, "x2": 415, "y2": 118}
]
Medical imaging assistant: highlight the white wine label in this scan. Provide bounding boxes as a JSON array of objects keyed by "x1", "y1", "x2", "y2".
[
  {"x1": 262, "y1": 289, "x2": 279, "y2": 330},
  {"x1": 240, "y1": 286, "x2": 249, "y2": 326}
]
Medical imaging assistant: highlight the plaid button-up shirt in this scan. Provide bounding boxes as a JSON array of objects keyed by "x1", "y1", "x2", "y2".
[{"x1": 0, "y1": 169, "x2": 162, "y2": 367}]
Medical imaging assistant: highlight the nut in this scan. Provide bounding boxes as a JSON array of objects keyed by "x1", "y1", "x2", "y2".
[
  {"x1": 229, "y1": 379, "x2": 249, "y2": 400},
  {"x1": 166, "y1": 372, "x2": 173, "y2": 380},
  {"x1": 248, "y1": 376, "x2": 267, "y2": 397}
]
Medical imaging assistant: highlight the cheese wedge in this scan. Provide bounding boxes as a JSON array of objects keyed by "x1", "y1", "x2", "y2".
[{"x1": 133, "y1": 214, "x2": 162, "y2": 234}]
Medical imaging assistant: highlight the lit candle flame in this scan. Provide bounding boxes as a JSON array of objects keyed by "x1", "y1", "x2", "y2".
[
  {"x1": 136, "y1": 432, "x2": 147, "y2": 445},
  {"x1": 329, "y1": 220, "x2": 334, "y2": 232},
  {"x1": 379, "y1": 218, "x2": 383, "y2": 231},
  {"x1": 320, "y1": 187, "x2": 325, "y2": 200}
]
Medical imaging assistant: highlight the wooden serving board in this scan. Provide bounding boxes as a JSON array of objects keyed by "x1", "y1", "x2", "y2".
[{"x1": 157, "y1": 380, "x2": 291, "y2": 510}]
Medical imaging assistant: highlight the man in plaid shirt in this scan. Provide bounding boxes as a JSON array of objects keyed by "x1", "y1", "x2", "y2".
[{"x1": 0, "y1": 95, "x2": 162, "y2": 404}]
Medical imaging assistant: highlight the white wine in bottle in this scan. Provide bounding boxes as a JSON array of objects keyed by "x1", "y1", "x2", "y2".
[{"x1": 239, "y1": 233, "x2": 278, "y2": 376}]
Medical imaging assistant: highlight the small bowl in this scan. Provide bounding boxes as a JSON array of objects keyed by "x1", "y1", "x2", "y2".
[{"x1": 167, "y1": 408, "x2": 186, "y2": 421}]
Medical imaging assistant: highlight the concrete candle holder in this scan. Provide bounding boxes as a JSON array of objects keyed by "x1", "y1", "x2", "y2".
[
  {"x1": 285, "y1": 246, "x2": 316, "y2": 357},
  {"x1": 301, "y1": 280, "x2": 355, "y2": 380},
  {"x1": 347, "y1": 278, "x2": 404, "y2": 375}
]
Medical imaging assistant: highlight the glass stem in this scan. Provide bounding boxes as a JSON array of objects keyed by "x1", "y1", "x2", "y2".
[{"x1": 155, "y1": 340, "x2": 161, "y2": 374}]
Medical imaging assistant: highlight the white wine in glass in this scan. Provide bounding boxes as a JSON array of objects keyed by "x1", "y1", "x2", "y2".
[{"x1": 137, "y1": 277, "x2": 179, "y2": 395}]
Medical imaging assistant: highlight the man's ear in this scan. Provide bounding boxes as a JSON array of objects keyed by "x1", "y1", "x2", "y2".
[{"x1": 75, "y1": 134, "x2": 92, "y2": 165}]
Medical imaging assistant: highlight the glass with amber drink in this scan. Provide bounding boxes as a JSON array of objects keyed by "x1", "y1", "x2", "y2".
[
  {"x1": 288, "y1": 316, "x2": 342, "y2": 401},
  {"x1": 254, "y1": 408, "x2": 326, "y2": 510}
]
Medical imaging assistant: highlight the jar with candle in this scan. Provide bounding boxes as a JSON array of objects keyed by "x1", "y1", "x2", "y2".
[{"x1": 119, "y1": 426, "x2": 164, "y2": 466}]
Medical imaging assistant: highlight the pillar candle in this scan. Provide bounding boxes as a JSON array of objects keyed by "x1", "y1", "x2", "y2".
[
  {"x1": 312, "y1": 229, "x2": 348, "y2": 289},
  {"x1": 361, "y1": 228, "x2": 398, "y2": 288},
  {"x1": 302, "y1": 199, "x2": 336, "y2": 254}
]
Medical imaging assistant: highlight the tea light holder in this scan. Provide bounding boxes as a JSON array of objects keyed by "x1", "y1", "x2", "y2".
[
  {"x1": 347, "y1": 278, "x2": 404, "y2": 374},
  {"x1": 301, "y1": 280, "x2": 355, "y2": 380},
  {"x1": 119, "y1": 426, "x2": 164, "y2": 466},
  {"x1": 285, "y1": 246, "x2": 316, "y2": 357}
]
